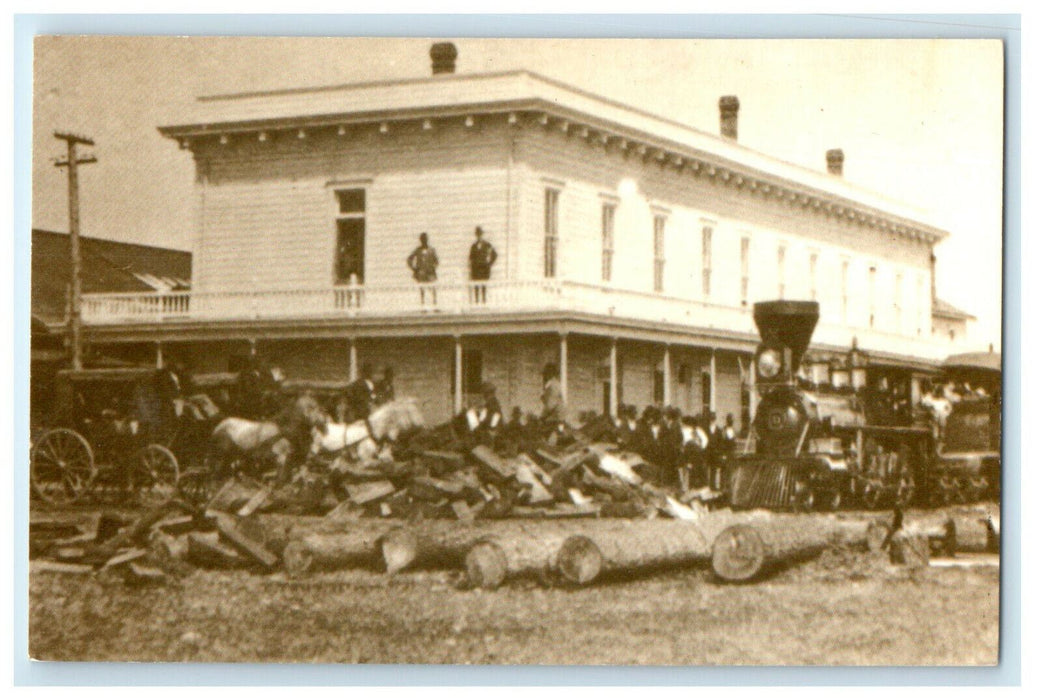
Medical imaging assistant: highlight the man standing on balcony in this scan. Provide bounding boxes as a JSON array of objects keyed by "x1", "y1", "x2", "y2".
[
  {"x1": 468, "y1": 226, "x2": 498, "y2": 304},
  {"x1": 407, "y1": 232, "x2": 439, "y2": 308}
]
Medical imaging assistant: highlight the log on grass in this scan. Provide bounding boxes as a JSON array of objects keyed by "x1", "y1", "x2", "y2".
[
  {"x1": 553, "y1": 520, "x2": 712, "y2": 586},
  {"x1": 710, "y1": 518, "x2": 835, "y2": 583},
  {"x1": 281, "y1": 524, "x2": 399, "y2": 576}
]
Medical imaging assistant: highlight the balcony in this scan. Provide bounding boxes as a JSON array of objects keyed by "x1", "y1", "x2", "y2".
[{"x1": 80, "y1": 279, "x2": 957, "y2": 361}]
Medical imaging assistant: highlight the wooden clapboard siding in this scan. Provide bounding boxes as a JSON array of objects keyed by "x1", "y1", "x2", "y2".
[
  {"x1": 360, "y1": 337, "x2": 455, "y2": 424},
  {"x1": 194, "y1": 122, "x2": 512, "y2": 292},
  {"x1": 260, "y1": 339, "x2": 350, "y2": 382},
  {"x1": 510, "y1": 127, "x2": 931, "y2": 330},
  {"x1": 715, "y1": 352, "x2": 744, "y2": 424},
  {"x1": 566, "y1": 336, "x2": 606, "y2": 418}
]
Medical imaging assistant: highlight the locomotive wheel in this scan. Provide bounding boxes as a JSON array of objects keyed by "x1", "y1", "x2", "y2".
[
  {"x1": 133, "y1": 444, "x2": 180, "y2": 508},
  {"x1": 30, "y1": 428, "x2": 96, "y2": 506}
]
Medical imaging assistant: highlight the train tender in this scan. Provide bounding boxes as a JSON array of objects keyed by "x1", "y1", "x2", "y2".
[{"x1": 726, "y1": 300, "x2": 936, "y2": 511}]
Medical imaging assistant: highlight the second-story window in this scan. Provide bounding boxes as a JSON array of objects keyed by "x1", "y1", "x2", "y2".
[
  {"x1": 841, "y1": 259, "x2": 850, "y2": 322},
  {"x1": 740, "y1": 235, "x2": 750, "y2": 306},
  {"x1": 601, "y1": 203, "x2": 615, "y2": 282},
  {"x1": 653, "y1": 214, "x2": 666, "y2": 292},
  {"x1": 335, "y1": 188, "x2": 366, "y2": 285},
  {"x1": 869, "y1": 265, "x2": 878, "y2": 328},
  {"x1": 701, "y1": 225, "x2": 713, "y2": 298},
  {"x1": 894, "y1": 271, "x2": 903, "y2": 332},
  {"x1": 544, "y1": 188, "x2": 559, "y2": 278},
  {"x1": 777, "y1": 244, "x2": 787, "y2": 299},
  {"x1": 809, "y1": 251, "x2": 819, "y2": 301}
]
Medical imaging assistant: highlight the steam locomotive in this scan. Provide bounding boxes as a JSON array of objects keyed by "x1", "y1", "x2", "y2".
[{"x1": 725, "y1": 300, "x2": 1000, "y2": 511}]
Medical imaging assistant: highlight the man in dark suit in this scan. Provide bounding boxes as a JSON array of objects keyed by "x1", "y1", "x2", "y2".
[
  {"x1": 343, "y1": 362, "x2": 377, "y2": 422},
  {"x1": 468, "y1": 226, "x2": 498, "y2": 304}
]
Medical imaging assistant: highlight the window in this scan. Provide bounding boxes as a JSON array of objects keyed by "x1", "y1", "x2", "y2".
[
  {"x1": 601, "y1": 203, "x2": 615, "y2": 282},
  {"x1": 740, "y1": 236, "x2": 750, "y2": 306},
  {"x1": 916, "y1": 274, "x2": 925, "y2": 336},
  {"x1": 335, "y1": 188, "x2": 366, "y2": 284},
  {"x1": 777, "y1": 245, "x2": 787, "y2": 298},
  {"x1": 868, "y1": 265, "x2": 877, "y2": 328},
  {"x1": 702, "y1": 225, "x2": 713, "y2": 297},
  {"x1": 653, "y1": 214, "x2": 666, "y2": 292},
  {"x1": 544, "y1": 188, "x2": 559, "y2": 278},
  {"x1": 841, "y1": 259, "x2": 850, "y2": 322},
  {"x1": 809, "y1": 251, "x2": 819, "y2": 301},
  {"x1": 894, "y1": 272, "x2": 903, "y2": 332}
]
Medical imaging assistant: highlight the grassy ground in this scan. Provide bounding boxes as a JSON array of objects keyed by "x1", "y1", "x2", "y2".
[{"x1": 29, "y1": 544, "x2": 999, "y2": 665}]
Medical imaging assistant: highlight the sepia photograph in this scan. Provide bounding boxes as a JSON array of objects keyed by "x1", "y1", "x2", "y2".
[{"x1": 26, "y1": 34, "x2": 1005, "y2": 666}]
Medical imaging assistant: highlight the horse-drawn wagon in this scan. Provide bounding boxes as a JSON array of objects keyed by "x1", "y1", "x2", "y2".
[{"x1": 30, "y1": 367, "x2": 183, "y2": 508}]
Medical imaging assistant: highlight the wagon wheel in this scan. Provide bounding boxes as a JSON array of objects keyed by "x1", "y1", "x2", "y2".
[
  {"x1": 176, "y1": 456, "x2": 222, "y2": 508},
  {"x1": 132, "y1": 444, "x2": 180, "y2": 508},
  {"x1": 30, "y1": 428, "x2": 96, "y2": 506}
]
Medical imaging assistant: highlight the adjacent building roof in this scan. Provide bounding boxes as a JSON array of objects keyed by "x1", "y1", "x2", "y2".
[
  {"x1": 32, "y1": 229, "x2": 191, "y2": 325},
  {"x1": 932, "y1": 297, "x2": 976, "y2": 321},
  {"x1": 160, "y1": 69, "x2": 948, "y2": 244}
]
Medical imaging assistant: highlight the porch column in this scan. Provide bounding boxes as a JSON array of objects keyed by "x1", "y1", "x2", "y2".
[
  {"x1": 662, "y1": 344, "x2": 672, "y2": 406},
  {"x1": 348, "y1": 338, "x2": 358, "y2": 382},
  {"x1": 709, "y1": 348, "x2": 717, "y2": 412},
  {"x1": 453, "y1": 336, "x2": 464, "y2": 415},
  {"x1": 609, "y1": 338, "x2": 618, "y2": 418},
  {"x1": 155, "y1": 341, "x2": 163, "y2": 369},
  {"x1": 559, "y1": 333, "x2": 568, "y2": 405},
  {"x1": 749, "y1": 352, "x2": 758, "y2": 419}
]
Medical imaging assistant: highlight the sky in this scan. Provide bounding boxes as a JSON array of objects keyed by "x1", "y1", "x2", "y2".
[{"x1": 31, "y1": 36, "x2": 1004, "y2": 349}]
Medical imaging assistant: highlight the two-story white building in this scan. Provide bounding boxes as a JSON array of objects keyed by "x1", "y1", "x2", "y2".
[{"x1": 80, "y1": 43, "x2": 963, "y2": 427}]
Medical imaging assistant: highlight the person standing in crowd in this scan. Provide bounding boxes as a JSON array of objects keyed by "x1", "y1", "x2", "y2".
[
  {"x1": 375, "y1": 365, "x2": 396, "y2": 405},
  {"x1": 540, "y1": 363, "x2": 564, "y2": 430},
  {"x1": 406, "y1": 232, "x2": 439, "y2": 307},
  {"x1": 680, "y1": 414, "x2": 709, "y2": 491},
  {"x1": 477, "y1": 381, "x2": 503, "y2": 446},
  {"x1": 343, "y1": 362, "x2": 377, "y2": 422},
  {"x1": 468, "y1": 226, "x2": 498, "y2": 304},
  {"x1": 706, "y1": 410, "x2": 724, "y2": 489},
  {"x1": 659, "y1": 406, "x2": 685, "y2": 488}
]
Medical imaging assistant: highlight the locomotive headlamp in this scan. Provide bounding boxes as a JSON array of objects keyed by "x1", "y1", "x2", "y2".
[{"x1": 757, "y1": 348, "x2": 782, "y2": 379}]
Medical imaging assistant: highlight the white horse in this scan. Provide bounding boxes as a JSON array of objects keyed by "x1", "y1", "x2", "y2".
[
  {"x1": 210, "y1": 393, "x2": 327, "y2": 480},
  {"x1": 312, "y1": 398, "x2": 425, "y2": 463}
]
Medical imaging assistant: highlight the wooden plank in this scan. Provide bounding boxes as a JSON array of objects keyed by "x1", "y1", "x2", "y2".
[
  {"x1": 102, "y1": 548, "x2": 150, "y2": 570},
  {"x1": 187, "y1": 531, "x2": 247, "y2": 569},
  {"x1": 32, "y1": 560, "x2": 94, "y2": 575},
  {"x1": 470, "y1": 445, "x2": 516, "y2": 480},
  {"x1": 213, "y1": 513, "x2": 279, "y2": 569},
  {"x1": 346, "y1": 480, "x2": 396, "y2": 505}
]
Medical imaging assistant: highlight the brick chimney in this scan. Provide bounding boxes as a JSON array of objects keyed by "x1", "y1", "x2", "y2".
[
  {"x1": 826, "y1": 149, "x2": 845, "y2": 176},
  {"x1": 719, "y1": 96, "x2": 739, "y2": 140},
  {"x1": 430, "y1": 42, "x2": 458, "y2": 75}
]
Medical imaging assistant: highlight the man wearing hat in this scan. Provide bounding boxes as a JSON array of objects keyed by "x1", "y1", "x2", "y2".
[
  {"x1": 343, "y1": 362, "x2": 378, "y2": 422},
  {"x1": 468, "y1": 226, "x2": 498, "y2": 304},
  {"x1": 476, "y1": 382, "x2": 503, "y2": 446},
  {"x1": 407, "y1": 232, "x2": 440, "y2": 307}
]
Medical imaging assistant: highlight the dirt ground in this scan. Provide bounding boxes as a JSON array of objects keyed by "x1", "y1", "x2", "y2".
[{"x1": 29, "y1": 541, "x2": 999, "y2": 665}]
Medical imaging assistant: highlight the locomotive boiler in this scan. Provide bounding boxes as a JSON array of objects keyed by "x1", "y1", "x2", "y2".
[{"x1": 726, "y1": 300, "x2": 932, "y2": 511}]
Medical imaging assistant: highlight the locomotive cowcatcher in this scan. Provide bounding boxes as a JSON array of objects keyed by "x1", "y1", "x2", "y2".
[{"x1": 725, "y1": 300, "x2": 935, "y2": 511}]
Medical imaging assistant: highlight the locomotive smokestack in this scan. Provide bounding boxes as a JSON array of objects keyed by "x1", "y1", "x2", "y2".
[{"x1": 753, "y1": 300, "x2": 820, "y2": 373}]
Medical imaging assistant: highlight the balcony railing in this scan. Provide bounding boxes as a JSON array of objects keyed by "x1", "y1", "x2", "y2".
[{"x1": 80, "y1": 279, "x2": 956, "y2": 360}]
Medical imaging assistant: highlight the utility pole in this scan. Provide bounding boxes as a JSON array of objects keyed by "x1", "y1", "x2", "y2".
[{"x1": 54, "y1": 131, "x2": 97, "y2": 370}]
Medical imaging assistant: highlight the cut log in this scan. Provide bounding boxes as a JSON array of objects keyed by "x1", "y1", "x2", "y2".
[
  {"x1": 451, "y1": 500, "x2": 476, "y2": 521},
  {"x1": 282, "y1": 524, "x2": 397, "y2": 576},
  {"x1": 101, "y1": 548, "x2": 149, "y2": 570},
  {"x1": 710, "y1": 518, "x2": 833, "y2": 583},
  {"x1": 889, "y1": 530, "x2": 931, "y2": 567},
  {"x1": 554, "y1": 520, "x2": 712, "y2": 585},
  {"x1": 463, "y1": 531, "x2": 568, "y2": 590},
  {"x1": 206, "y1": 476, "x2": 266, "y2": 515},
  {"x1": 187, "y1": 532, "x2": 247, "y2": 569}
]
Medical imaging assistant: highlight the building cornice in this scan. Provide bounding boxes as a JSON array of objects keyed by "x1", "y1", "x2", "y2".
[{"x1": 159, "y1": 70, "x2": 948, "y2": 246}]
